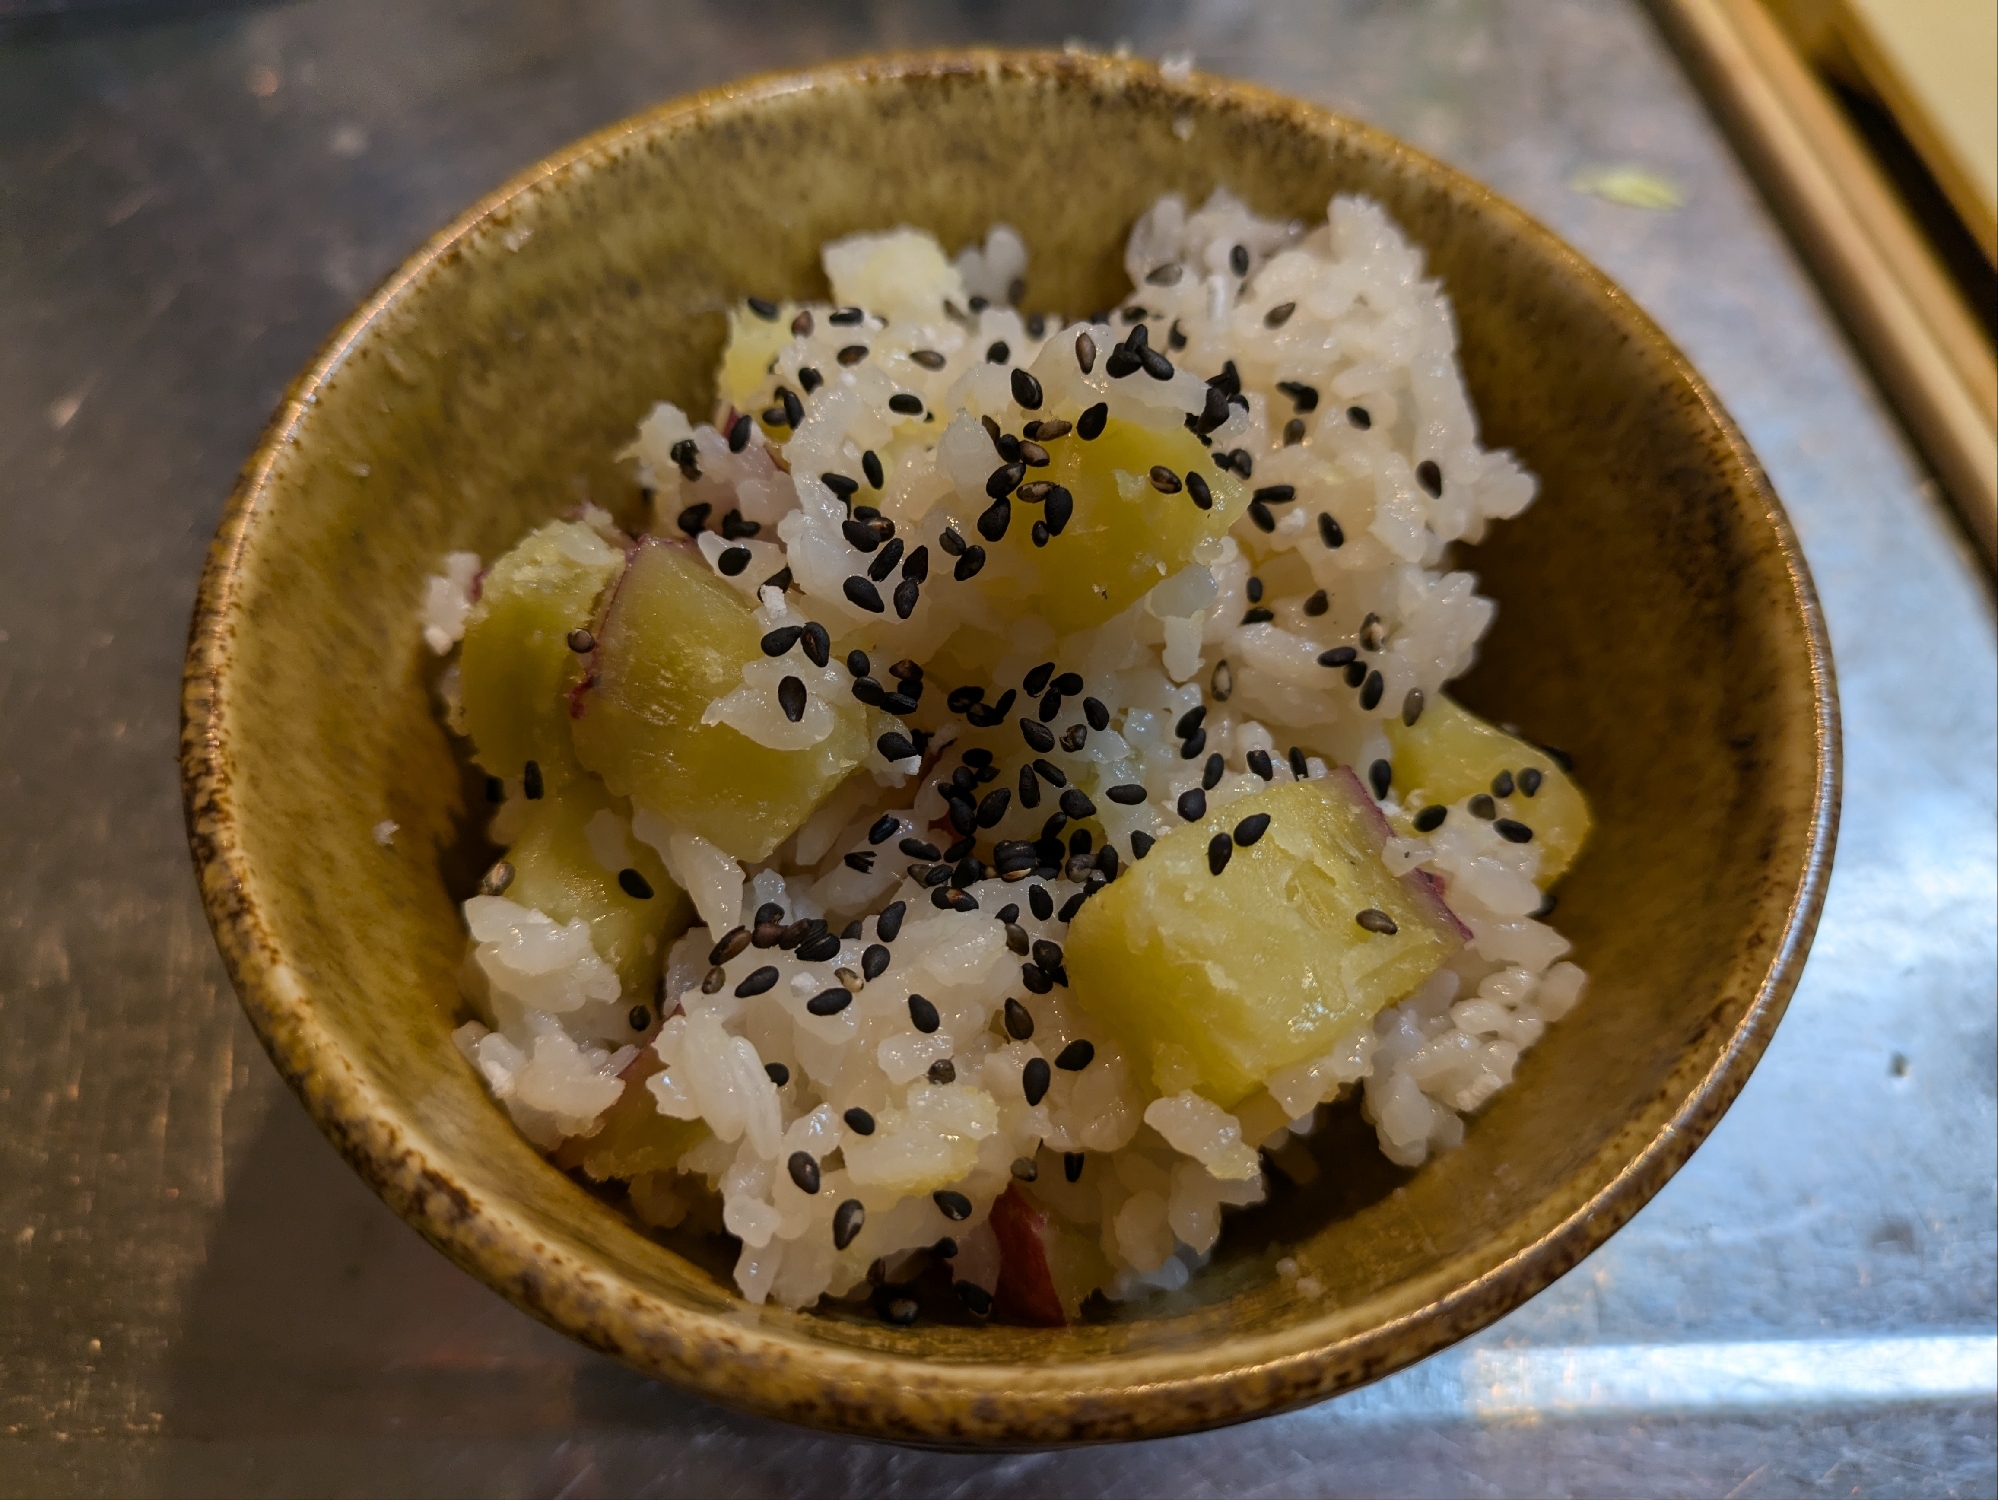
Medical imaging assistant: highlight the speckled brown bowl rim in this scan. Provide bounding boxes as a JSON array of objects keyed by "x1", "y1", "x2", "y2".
[{"x1": 181, "y1": 49, "x2": 1840, "y2": 1447}]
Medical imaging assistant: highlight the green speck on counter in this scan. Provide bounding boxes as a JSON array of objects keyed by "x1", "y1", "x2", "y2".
[{"x1": 1568, "y1": 164, "x2": 1688, "y2": 211}]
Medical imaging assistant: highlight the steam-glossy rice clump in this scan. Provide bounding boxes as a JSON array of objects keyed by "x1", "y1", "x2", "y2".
[{"x1": 430, "y1": 192, "x2": 1588, "y2": 1314}]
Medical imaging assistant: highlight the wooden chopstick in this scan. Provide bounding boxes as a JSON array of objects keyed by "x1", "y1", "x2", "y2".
[{"x1": 1648, "y1": 0, "x2": 1998, "y2": 568}]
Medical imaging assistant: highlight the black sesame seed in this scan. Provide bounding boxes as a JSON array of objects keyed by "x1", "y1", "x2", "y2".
[
  {"x1": 797, "y1": 367, "x2": 823, "y2": 395},
  {"x1": 1277, "y1": 380, "x2": 1320, "y2": 413},
  {"x1": 777, "y1": 675, "x2": 808, "y2": 723},
  {"x1": 1247, "y1": 749, "x2": 1274, "y2": 781},
  {"x1": 1233, "y1": 812, "x2": 1271, "y2": 847},
  {"x1": 1010, "y1": 368, "x2": 1043, "y2": 410},
  {"x1": 843, "y1": 1106, "x2": 876, "y2": 1135},
  {"x1": 727, "y1": 414, "x2": 752, "y2": 452},
  {"x1": 1319, "y1": 513, "x2": 1344, "y2": 549},
  {"x1": 852, "y1": 677, "x2": 885, "y2": 707},
  {"x1": 717, "y1": 547, "x2": 752, "y2": 576},
  {"x1": 1076, "y1": 696, "x2": 1109, "y2": 733},
  {"x1": 869, "y1": 537, "x2": 905, "y2": 582},
  {"x1": 1139, "y1": 345, "x2": 1174, "y2": 380},
  {"x1": 676, "y1": 501, "x2": 713, "y2": 536},
  {"x1": 1177, "y1": 788, "x2": 1207, "y2": 821},
  {"x1": 888, "y1": 393, "x2": 924, "y2": 415},
  {"x1": 1206, "y1": 832, "x2": 1233, "y2": 874},
  {"x1": 523, "y1": 760, "x2": 544, "y2": 800},
  {"x1": 1129, "y1": 830, "x2": 1155, "y2": 859},
  {"x1": 860, "y1": 943, "x2": 891, "y2": 982},
  {"x1": 1289, "y1": 746, "x2": 1310, "y2": 779},
  {"x1": 1416, "y1": 460, "x2": 1443, "y2": 497},
  {"x1": 1519, "y1": 767, "x2": 1544, "y2": 797},
  {"x1": 1053, "y1": 671, "x2": 1084, "y2": 696},
  {"x1": 1241, "y1": 607, "x2": 1275, "y2": 625},
  {"x1": 1003, "y1": 998, "x2": 1036, "y2": 1040},
  {"x1": 1058, "y1": 889, "x2": 1087, "y2": 921},
  {"x1": 1469, "y1": 794, "x2": 1497, "y2": 820},
  {"x1": 1060, "y1": 723, "x2": 1088, "y2": 753},
  {"x1": 1369, "y1": 759, "x2": 1392, "y2": 800},
  {"x1": 1253, "y1": 484, "x2": 1296, "y2": 504},
  {"x1": 837, "y1": 343, "x2": 868, "y2": 366},
  {"x1": 1360, "y1": 670, "x2": 1385, "y2": 711},
  {"x1": 746, "y1": 295, "x2": 778, "y2": 319},
  {"x1": 1175, "y1": 704, "x2": 1208, "y2": 739},
  {"x1": 866, "y1": 814, "x2": 900, "y2": 846},
  {"x1": 780, "y1": 388, "x2": 804, "y2": 427},
  {"x1": 1077, "y1": 402, "x2": 1108, "y2": 440},
  {"x1": 1344, "y1": 660, "x2": 1368, "y2": 688},
  {"x1": 1054, "y1": 1039, "x2": 1095, "y2": 1072},
  {"x1": 617, "y1": 867, "x2": 655, "y2": 900},
  {"x1": 1265, "y1": 301, "x2": 1296, "y2": 327},
  {"x1": 1494, "y1": 818, "x2": 1534, "y2": 843},
  {"x1": 893, "y1": 577, "x2": 920, "y2": 619},
  {"x1": 1022, "y1": 1056, "x2": 1051, "y2": 1105},
  {"x1": 798, "y1": 930, "x2": 842, "y2": 963},
  {"x1": 735, "y1": 966, "x2": 779, "y2": 997},
  {"x1": 843, "y1": 850, "x2": 876, "y2": 874},
  {"x1": 1230, "y1": 243, "x2": 1250, "y2": 275},
  {"x1": 1064, "y1": 1152, "x2": 1085, "y2": 1182},
  {"x1": 876, "y1": 731, "x2": 917, "y2": 763},
  {"x1": 978, "y1": 496, "x2": 1012, "y2": 542},
  {"x1": 1283, "y1": 418, "x2": 1306, "y2": 446},
  {"x1": 1492, "y1": 769, "x2": 1516, "y2": 798},
  {"x1": 908, "y1": 995, "x2": 940, "y2": 1033},
  {"x1": 927, "y1": 1058, "x2": 957, "y2": 1085},
  {"x1": 1248, "y1": 500, "x2": 1276, "y2": 533},
  {"x1": 1180, "y1": 727, "x2": 1208, "y2": 759},
  {"x1": 567, "y1": 627, "x2": 595, "y2": 654},
  {"x1": 1413, "y1": 804, "x2": 1447, "y2": 833},
  {"x1": 877, "y1": 901, "x2": 907, "y2": 941},
  {"x1": 1029, "y1": 885, "x2": 1054, "y2": 922},
  {"x1": 761, "y1": 625, "x2": 803, "y2": 658},
  {"x1": 1203, "y1": 753, "x2": 1224, "y2": 790},
  {"x1": 822, "y1": 471, "x2": 860, "y2": 501},
  {"x1": 701, "y1": 966, "x2": 726, "y2": 994},
  {"x1": 953, "y1": 545, "x2": 986, "y2": 580},
  {"x1": 1059, "y1": 788, "x2": 1096, "y2": 820},
  {"x1": 1019, "y1": 718, "x2": 1055, "y2": 753},
  {"x1": 843, "y1": 575, "x2": 886, "y2": 613},
  {"x1": 833, "y1": 1198, "x2": 866, "y2": 1250},
  {"x1": 710, "y1": 926, "x2": 752, "y2": 965},
  {"x1": 788, "y1": 1151, "x2": 821, "y2": 1194},
  {"x1": 1356, "y1": 908, "x2": 1398, "y2": 935},
  {"x1": 977, "y1": 788, "x2": 1012, "y2": 828},
  {"x1": 1106, "y1": 783, "x2": 1148, "y2": 806},
  {"x1": 806, "y1": 988, "x2": 851, "y2": 1017},
  {"x1": 1403, "y1": 689, "x2": 1425, "y2": 727}
]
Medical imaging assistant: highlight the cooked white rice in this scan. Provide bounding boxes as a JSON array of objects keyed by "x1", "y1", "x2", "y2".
[{"x1": 432, "y1": 190, "x2": 1587, "y2": 1314}]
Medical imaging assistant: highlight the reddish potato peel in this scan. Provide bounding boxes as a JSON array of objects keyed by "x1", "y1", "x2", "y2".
[{"x1": 989, "y1": 1185, "x2": 1067, "y2": 1327}]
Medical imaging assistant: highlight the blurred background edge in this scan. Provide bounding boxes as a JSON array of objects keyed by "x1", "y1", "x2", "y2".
[{"x1": 1648, "y1": 0, "x2": 1997, "y2": 570}]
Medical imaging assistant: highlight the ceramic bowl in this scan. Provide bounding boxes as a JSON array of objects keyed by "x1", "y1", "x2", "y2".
[{"x1": 181, "y1": 50, "x2": 1837, "y2": 1446}]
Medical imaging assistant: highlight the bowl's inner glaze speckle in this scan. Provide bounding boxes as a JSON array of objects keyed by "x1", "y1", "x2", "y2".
[{"x1": 181, "y1": 52, "x2": 1835, "y2": 1445}]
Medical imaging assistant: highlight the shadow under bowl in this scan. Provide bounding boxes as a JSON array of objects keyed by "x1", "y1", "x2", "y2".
[{"x1": 180, "y1": 50, "x2": 1838, "y2": 1447}]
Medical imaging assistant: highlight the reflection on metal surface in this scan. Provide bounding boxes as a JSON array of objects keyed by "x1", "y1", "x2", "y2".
[{"x1": 1460, "y1": 1336, "x2": 1998, "y2": 1416}]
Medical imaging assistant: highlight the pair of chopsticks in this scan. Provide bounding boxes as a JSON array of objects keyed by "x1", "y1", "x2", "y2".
[{"x1": 1650, "y1": 0, "x2": 1998, "y2": 568}]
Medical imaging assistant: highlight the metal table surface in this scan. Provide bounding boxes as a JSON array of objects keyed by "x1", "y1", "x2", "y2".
[{"x1": 1, "y1": 2, "x2": 1992, "y2": 1495}]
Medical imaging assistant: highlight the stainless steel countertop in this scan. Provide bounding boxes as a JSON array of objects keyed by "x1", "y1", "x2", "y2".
[{"x1": 2, "y1": 2, "x2": 1992, "y2": 1495}]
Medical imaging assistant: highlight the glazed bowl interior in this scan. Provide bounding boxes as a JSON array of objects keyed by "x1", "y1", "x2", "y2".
[{"x1": 182, "y1": 51, "x2": 1835, "y2": 1445}]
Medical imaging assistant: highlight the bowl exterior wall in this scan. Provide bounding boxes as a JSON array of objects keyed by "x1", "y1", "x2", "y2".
[{"x1": 181, "y1": 51, "x2": 1836, "y2": 1445}]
